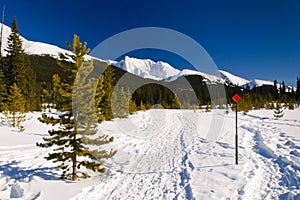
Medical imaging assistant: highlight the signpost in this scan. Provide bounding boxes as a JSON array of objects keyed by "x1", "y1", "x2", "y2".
[{"x1": 232, "y1": 94, "x2": 241, "y2": 165}]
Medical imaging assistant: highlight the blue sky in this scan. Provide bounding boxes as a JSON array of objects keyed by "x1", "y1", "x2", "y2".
[{"x1": 1, "y1": 0, "x2": 300, "y2": 86}]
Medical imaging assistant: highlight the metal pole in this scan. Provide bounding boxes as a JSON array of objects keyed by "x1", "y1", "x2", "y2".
[{"x1": 235, "y1": 102, "x2": 238, "y2": 165}]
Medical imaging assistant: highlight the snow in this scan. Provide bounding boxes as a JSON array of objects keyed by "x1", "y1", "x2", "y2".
[
  {"x1": 0, "y1": 23, "x2": 70, "y2": 58},
  {"x1": 166, "y1": 69, "x2": 224, "y2": 84},
  {"x1": 245, "y1": 79, "x2": 274, "y2": 89},
  {"x1": 112, "y1": 56, "x2": 180, "y2": 80},
  {"x1": 0, "y1": 109, "x2": 300, "y2": 199},
  {"x1": 218, "y1": 70, "x2": 249, "y2": 86}
]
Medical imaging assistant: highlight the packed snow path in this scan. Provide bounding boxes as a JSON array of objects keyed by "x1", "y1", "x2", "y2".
[{"x1": 0, "y1": 109, "x2": 299, "y2": 199}]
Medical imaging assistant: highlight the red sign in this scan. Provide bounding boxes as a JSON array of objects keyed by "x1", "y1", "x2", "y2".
[{"x1": 232, "y1": 94, "x2": 241, "y2": 103}]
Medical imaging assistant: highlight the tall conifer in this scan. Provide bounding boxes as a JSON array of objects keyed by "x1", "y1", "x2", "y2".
[
  {"x1": 5, "y1": 17, "x2": 39, "y2": 110},
  {"x1": 37, "y1": 35, "x2": 116, "y2": 181},
  {"x1": 100, "y1": 66, "x2": 115, "y2": 120}
]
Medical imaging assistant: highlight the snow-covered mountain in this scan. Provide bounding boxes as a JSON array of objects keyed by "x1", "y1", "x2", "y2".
[
  {"x1": 1, "y1": 23, "x2": 70, "y2": 58},
  {"x1": 218, "y1": 70, "x2": 249, "y2": 86},
  {"x1": 0, "y1": 23, "x2": 279, "y2": 88},
  {"x1": 112, "y1": 56, "x2": 180, "y2": 81}
]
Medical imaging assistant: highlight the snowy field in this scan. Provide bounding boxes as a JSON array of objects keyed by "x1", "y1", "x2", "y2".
[{"x1": 0, "y1": 109, "x2": 299, "y2": 200}]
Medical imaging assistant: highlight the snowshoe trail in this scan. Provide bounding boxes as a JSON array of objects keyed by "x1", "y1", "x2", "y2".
[{"x1": 0, "y1": 109, "x2": 299, "y2": 199}]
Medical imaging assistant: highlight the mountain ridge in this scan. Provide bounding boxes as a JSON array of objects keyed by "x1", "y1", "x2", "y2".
[{"x1": 0, "y1": 23, "x2": 278, "y2": 89}]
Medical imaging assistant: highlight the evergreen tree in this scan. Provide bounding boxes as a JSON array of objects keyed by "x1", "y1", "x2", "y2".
[
  {"x1": 281, "y1": 81, "x2": 286, "y2": 94},
  {"x1": 273, "y1": 80, "x2": 278, "y2": 100},
  {"x1": 297, "y1": 77, "x2": 300, "y2": 104},
  {"x1": 205, "y1": 102, "x2": 211, "y2": 112},
  {"x1": 111, "y1": 86, "x2": 128, "y2": 118},
  {"x1": 197, "y1": 98, "x2": 202, "y2": 110},
  {"x1": 0, "y1": 63, "x2": 6, "y2": 111},
  {"x1": 4, "y1": 17, "x2": 39, "y2": 110},
  {"x1": 128, "y1": 88, "x2": 137, "y2": 115},
  {"x1": 95, "y1": 75, "x2": 105, "y2": 122},
  {"x1": 225, "y1": 104, "x2": 229, "y2": 114},
  {"x1": 42, "y1": 74, "x2": 63, "y2": 110},
  {"x1": 100, "y1": 66, "x2": 115, "y2": 120},
  {"x1": 139, "y1": 101, "x2": 146, "y2": 111},
  {"x1": 37, "y1": 35, "x2": 116, "y2": 181},
  {"x1": 273, "y1": 102, "x2": 284, "y2": 118},
  {"x1": 171, "y1": 94, "x2": 181, "y2": 109},
  {"x1": 4, "y1": 83, "x2": 26, "y2": 131},
  {"x1": 288, "y1": 98, "x2": 295, "y2": 110}
]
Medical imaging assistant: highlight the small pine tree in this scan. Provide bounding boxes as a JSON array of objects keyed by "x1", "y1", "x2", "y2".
[
  {"x1": 288, "y1": 98, "x2": 295, "y2": 110},
  {"x1": 128, "y1": 89, "x2": 137, "y2": 115},
  {"x1": 111, "y1": 86, "x2": 128, "y2": 118},
  {"x1": 37, "y1": 35, "x2": 116, "y2": 181},
  {"x1": 273, "y1": 102, "x2": 284, "y2": 118},
  {"x1": 4, "y1": 83, "x2": 26, "y2": 131},
  {"x1": 139, "y1": 101, "x2": 146, "y2": 111},
  {"x1": 171, "y1": 94, "x2": 181, "y2": 109},
  {"x1": 0, "y1": 65, "x2": 7, "y2": 111},
  {"x1": 266, "y1": 102, "x2": 275, "y2": 110},
  {"x1": 225, "y1": 104, "x2": 229, "y2": 114},
  {"x1": 205, "y1": 102, "x2": 211, "y2": 112}
]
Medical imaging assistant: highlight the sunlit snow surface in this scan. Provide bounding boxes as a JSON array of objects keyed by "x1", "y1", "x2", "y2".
[{"x1": 0, "y1": 109, "x2": 299, "y2": 199}]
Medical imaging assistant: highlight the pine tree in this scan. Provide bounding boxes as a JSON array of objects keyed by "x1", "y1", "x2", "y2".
[
  {"x1": 128, "y1": 88, "x2": 137, "y2": 115},
  {"x1": 95, "y1": 75, "x2": 105, "y2": 122},
  {"x1": 205, "y1": 102, "x2": 211, "y2": 112},
  {"x1": 225, "y1": 104, "x2": 229, "y2": 114},
  {"x1": 171, "y1": 94, "x2": 181, "y2": 109},
  {"x1": 37, "y1": 35, "x2": 116, "y2": 181},
  {"x1": 4, "y1": 83, "x2": 26, "y2": 131},
  {"x1": 273, "y1": 102, "x2": 284, "y2": 118},
  {"x1": 288, "y1": 98, "x2": 295, "y2": 110},
  {"x1": 111, "y1": 86, "x2": 128, "y2": 118},
  {"x1": 139, "y1": 101, "x2": 146, "y2": 111},
  {"x1": 4, "y1": 17, "x2": 39, "y2": 111},
  {"x1": 273, "y1": 80, "x2": 279, "y2": 101},
  {"x1": 0, "y1": 63, "x2": 6, "y2": 111},
  {"x1": 297, "y1": 77, "x2": 300, "y2": 105},
  {"x1": 100, "y1": 66, "x2": 115, "y2": 120},
  {"x1": 42, "y1": 74, "x2": 63, "y2": 110}
]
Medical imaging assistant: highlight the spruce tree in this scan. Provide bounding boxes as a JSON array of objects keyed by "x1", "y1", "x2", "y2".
[
  {"x1": 225, "y1": 104, "x2": 229, "y2": 114},
  {"x1": 297, "y1": 77, "x2": 300, "y2": 104},
  {"x1": 4, "y1": 83, "x2": 26, "y2": 131},
  {"x1": 100, "y1": 66, "x2": 115, "y2": 120},
  {"x1": 139, "y1": 101, "x2": 146, "y2": 111},
  {"x1": 111, "y1": 86, "x2": 128, "y2": 118},
  {"x1": 42, "y1": 74, "x2": 63, "y2": 110},
  {"x1": 171, "y1": 94, "x2": 181, "y2": 109},
  {"x1": 0, "y1": 63, "x2": 6, "y2": 111},
  {"x1": 273, "y1": 102, "x2": 284, "y2": 118},
  {"x1": 37, "y1": 35, "x2": 116, "y2": 181},
  {"x1": 95, "y1": 75, "x2": 105, "y2": 122},
  {"x1": 4, "y1": 17, "x2": 39, "y2": 111},
  {"x1": 205, "y1": 102, "x2": 211, "y2": 112},
  {"x1": 128, "y1": 88, "x2": 137, "y2": 115}
]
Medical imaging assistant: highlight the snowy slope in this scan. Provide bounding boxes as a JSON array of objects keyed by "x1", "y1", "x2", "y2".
[
  {"x1": 1, "y1": 23, "x2": 70, "y2": 58},
  {"x1": 0, "y1": 109, "x2": 300, "y2": 199},
  {"x1": 166, "y1": 69, "x2": 224, "y2": 84},
  {"x1": 112, "y1": 56, "x2": 180, "y2": 80},
  {"x1": 218, "y1": 70, "x2": 249, "y2": 86},
  {"x1": 245, "y1": 79, "x2": 274, "y2": 89}
]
